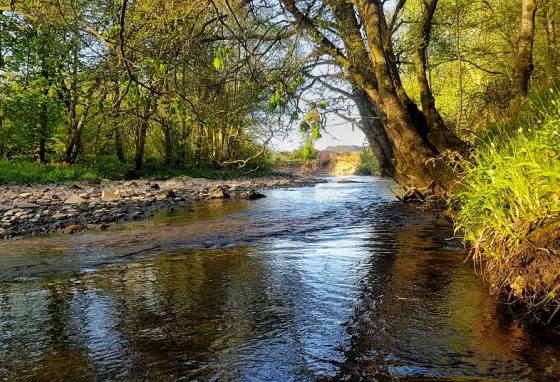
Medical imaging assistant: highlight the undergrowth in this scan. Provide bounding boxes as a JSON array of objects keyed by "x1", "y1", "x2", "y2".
[
  {"x1": 455, "y1": 90, "x2": 560, "y2": 323},
  {"x1": 0, "y1": 157, "x2": 279, "y2": 185}
]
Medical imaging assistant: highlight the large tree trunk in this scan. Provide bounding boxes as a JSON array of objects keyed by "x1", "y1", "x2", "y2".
[
  {"x1": 415, "y1": 0, "x2": 465, "y2": 153},
  {"x1": 510, "y1": 0, "x2": 537, "y2": 109},
  {"x1": 35, "y1": 33, "x2": 49, "y2": 164},
  {"x1": 351, "y1": 89, "x2": 395, "y2": 177},
  {"x1": 544, "y1": 2, "x2": 559, "y2": 78},
  {"x1": 135, "y1": 116, "x2": 149, "y2": 172},
  {"x1": 35, "y1": 98, "x2": 47, "y2": 164},
  {"x1": 282, "y1": 0, "x2": 463, "y2": 194}
]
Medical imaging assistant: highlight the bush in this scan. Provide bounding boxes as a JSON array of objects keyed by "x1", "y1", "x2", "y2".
[
  {"x1": 455, "y1": 90, "x2": 560, "y2": 320},
  {"x1": 356, "y1": 147, "x2": 379, "y2": 175}
]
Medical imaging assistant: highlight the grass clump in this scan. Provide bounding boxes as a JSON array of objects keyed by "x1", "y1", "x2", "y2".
[
  {"x1": 0, "y1": 160, "x2": 100, "y2": 184},
  {"x1": 455, "y1": 91, "x2": 560, "y2": 322}
]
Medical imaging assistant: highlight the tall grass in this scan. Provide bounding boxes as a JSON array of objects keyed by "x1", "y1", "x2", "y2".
[
  {"x1": 0, "y1": 160, "x2": 100, "y2": 184},
  {"x1": 455, "y1": 91, "x2": 560, "y2": 319},
  {"x1": 0, "y1": 157, "x2": 279, "y2": 185}
]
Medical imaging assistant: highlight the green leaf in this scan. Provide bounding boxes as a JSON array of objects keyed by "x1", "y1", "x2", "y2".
[
  {"x1": 213, "y1": 57, "x2": 223, "y2": 70},
  {"x1": 119, "y1": 73, "x2": 129, "y2": 85}
]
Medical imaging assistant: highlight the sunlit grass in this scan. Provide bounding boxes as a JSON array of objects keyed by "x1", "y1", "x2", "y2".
[
  {"x1": 456, "y1": 91, "x2": 560, "y2": 258},
  {"x1": 454, "y1": 91, "x2": 560, "y2": 318}
]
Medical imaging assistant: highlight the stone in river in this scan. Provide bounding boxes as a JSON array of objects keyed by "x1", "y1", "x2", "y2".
[{"x1": 209, "y1": 188, "x2": 230, "y2": 199}]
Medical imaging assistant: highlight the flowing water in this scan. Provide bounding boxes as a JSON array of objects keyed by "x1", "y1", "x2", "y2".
[{"x1": 0, "y1": 177, "x2": 559, "y2": 381}]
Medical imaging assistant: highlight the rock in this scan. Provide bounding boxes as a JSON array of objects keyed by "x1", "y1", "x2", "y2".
[
  {"x1": 102, "y1": 190, "x2": 121, "y2": 201},
  {"x1": 247, "y1": 190, "x2": 266, "y2": 200},
  {"x1": 19, "y1": 192, "x2": 33, "y2": 198},
  {"x1": 149, "y1": 183, "x2": 160, "y2": 190},
  {"x1": 15, "y1": 202, "x2": 40, "y2": 209},
  {"x1": 52, "y1": 212, "x2": 68, "y2": 220},
  {"x1": 64, "y1": 195, "x2": 86, "y2": 205},
  {"x1": 209, "y1": 188, "x2": 230, "y2": 199},
  {"x1": 65, "y1": 225, "x2": 83, "y2": 234},
  {"x1": 87, "y1": 223, "x2": 109, "y2": 231},
  {"x1": 71, "y1": 184, "x2": 82, "y2": 190},
  {"x1": 336, "y1": 179, "x2": 362, "y2": 184},
  {"x1": 0, "y1": 204, "x2": 11, "y2": 212}
]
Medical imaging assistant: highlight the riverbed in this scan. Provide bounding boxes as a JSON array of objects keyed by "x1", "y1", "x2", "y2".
[{"x1": 0, "y1": 177, "x2": 559, "y2": 381}]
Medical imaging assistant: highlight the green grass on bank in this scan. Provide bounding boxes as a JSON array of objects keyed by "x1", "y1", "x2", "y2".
[
  {"x1": 0, "y1": 161, "x2": 101, "y2": 184},
  {"x1": 456, "y1": 91, "x2": 560, "y2": 255},
  {"x1": 454, "y1": 90, "x2": 560, "y2": 315},
  {"x1": 0, "y1": 157, "x2": 280, "y2": 185}
]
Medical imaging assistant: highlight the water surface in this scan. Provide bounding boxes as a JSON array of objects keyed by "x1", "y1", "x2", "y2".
[{"x1": 1, "y1": 177, "x2": 559, "y2": 381}]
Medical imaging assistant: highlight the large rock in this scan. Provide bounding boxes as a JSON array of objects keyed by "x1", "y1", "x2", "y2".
[
  {"x1": 235, "y1": 190, "x2": 266, "y2": 200},
  {"x1": 64, "y1": 195, "x2": 86, "y2": 205},
  {"x1": 209, "y1": 188, "x2": 230, "y2": 199}
]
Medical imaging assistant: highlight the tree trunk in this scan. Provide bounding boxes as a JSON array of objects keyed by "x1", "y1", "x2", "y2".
[
  {"x1": 135, "y1": 118, "x2": 149, "y2": 171},
  {"x1": 544, "y1": 2, "x2": 559, "y2": 78},
  {"x1": 135, "y1": 99, "x2": 152, "y2": 171},
  {"x1": 35, "y1": 34, "x2": 49, "y2": 164},
  {"x1": 351, "y1": 89, "x2": 395, "y2": 177},
  {"x1": 415, "y1": 0, "x2": 465, "y2": 153},
  {"x1": 115, "y1": 127, "x2": 126, "y2": 163},
  {"x1": 510, "y1": 0, "x2": 537, "y2": 109},
  {"x1": 282, "y1": 0, "x2": 463, "y2": 194}
]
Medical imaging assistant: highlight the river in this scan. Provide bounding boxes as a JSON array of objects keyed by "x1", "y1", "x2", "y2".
[{"x1": 0, "y1": 177, "x2": 559, "y2": 381}]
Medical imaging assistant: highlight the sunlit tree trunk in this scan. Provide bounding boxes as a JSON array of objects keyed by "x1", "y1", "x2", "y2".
[
  {"x1": 510, "y1": 0, "x2": 537, "y2": 109},
  {"x1": 283, "y1": 0, "x2": 464, "y2": 193},
  {"x1": 35, "y1": 32, "x2": 49, "y2": 164}
]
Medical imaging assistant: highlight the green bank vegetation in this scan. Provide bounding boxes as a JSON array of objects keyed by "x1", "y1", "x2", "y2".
[{"x1": 455, "y1": 91, "x2": 560, "y2": 322}]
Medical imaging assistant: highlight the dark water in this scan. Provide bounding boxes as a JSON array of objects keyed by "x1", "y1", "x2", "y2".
[{"x1": 1, "y1": 177, "x2": 559, "y2": 381}]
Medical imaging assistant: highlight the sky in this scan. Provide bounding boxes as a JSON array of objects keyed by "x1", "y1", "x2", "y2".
[{"x1": 269, "y1": 115, "x2": 367, "y2": 152}]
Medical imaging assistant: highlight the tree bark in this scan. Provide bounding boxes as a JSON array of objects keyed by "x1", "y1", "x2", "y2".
[
  {"x1": 351, "y1": 89, "x2": 396, "y2": 177},
  {"x1": 510, "y1": 0, "x2": 537, "y2": 109},
  {"x1": 544, "y1": 2, "x2": 559, "y2": 78},
  {"x1": 35, "y1": 35, "x2": 49, "y2": 164},
  {"x1": 415, "y1": 0, "x2": 465, "y2": 153},
  {"x1": 282, "y1": 0, "x2": 463, "y2": 194}
]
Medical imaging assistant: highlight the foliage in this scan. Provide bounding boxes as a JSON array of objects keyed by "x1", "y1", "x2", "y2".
[
  {"x1": 0, "y1": 0, "x2": 291, "y2": 176},
  {"x1": 455, "y1": 91, "x2": 560, "y2": 318},
  {"x1": 0, "y1": 160, "x2": 100, "y2": 184},
  {"x1": 356, "y1": 148, "x2": 379, "y2": 175}
]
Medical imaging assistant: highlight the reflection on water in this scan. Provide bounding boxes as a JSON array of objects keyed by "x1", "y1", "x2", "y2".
[{"x1": 0, "y1": 177, "x2": 559, "y2": 381}]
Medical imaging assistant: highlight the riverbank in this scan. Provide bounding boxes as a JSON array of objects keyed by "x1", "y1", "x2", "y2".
[
  {"x1": 455, "y1": 92, "x2": 560, "y2": 324},
  {"x1": 0, "y1": 175, "x2": 326, "y2": 240}
]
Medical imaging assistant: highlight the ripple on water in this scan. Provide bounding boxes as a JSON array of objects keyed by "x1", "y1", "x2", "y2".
[{"x1": 1, "y1": 178, "x2": 560, "y2": 381}]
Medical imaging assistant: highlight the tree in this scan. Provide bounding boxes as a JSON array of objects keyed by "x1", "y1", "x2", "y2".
[
  {"x1": 510, "y1": 0, "x2": 537, "y2": 110},
  {"x1": 277, "y1": 0, "x2": 465, "y2": 193}
]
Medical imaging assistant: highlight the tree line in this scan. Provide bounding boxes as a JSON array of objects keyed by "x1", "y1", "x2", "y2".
[{"x1": 0, "y1": 0, "x2": 558, "y2": 188}]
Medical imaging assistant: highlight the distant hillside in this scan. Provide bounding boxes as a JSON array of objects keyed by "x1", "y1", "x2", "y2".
[{"x1": 323, "y1": 145, "x2": 364, "y2": 153}]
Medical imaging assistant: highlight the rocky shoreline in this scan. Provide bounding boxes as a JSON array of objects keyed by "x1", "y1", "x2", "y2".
[{"x1": 0, "y1": 176, "x2": 326, "y2": 240}]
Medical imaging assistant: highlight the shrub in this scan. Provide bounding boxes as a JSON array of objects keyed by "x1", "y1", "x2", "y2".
[
  {"x1": 356, "y1": 147, "x2": 379, "y2": 175},
  {"x1": 455, "y1": 90, "x2": 560, "y2": 321}
]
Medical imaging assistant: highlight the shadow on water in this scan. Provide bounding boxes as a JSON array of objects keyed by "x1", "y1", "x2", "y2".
[{"x1": 0, "y1": 177, "x2": 559, "y2": 381}]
